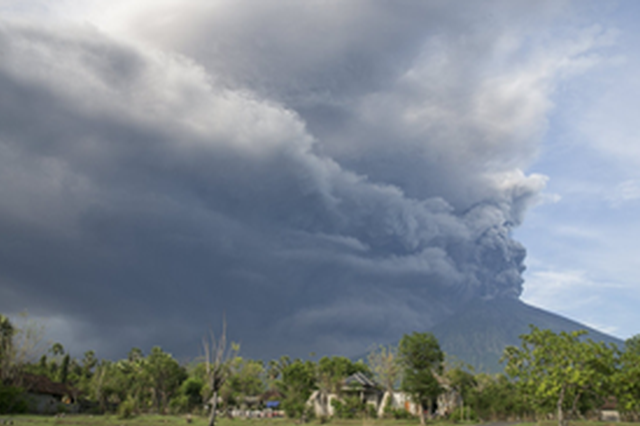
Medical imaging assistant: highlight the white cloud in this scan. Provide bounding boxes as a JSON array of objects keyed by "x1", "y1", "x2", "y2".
[
  {"x1": 522, "y1": 265, "x2": 638, "y2": 339},
  {"x1": 608, "y1": 179, "x2": 640, "y2": 207}
]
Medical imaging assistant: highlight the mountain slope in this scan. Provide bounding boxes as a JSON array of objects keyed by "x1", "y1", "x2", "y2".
[{"x1": 429, "y1": 298, "x2": 624, "y2": 374}]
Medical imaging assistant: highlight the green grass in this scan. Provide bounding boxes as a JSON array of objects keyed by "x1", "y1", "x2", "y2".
[
  {"x1": 3, "y1": 417, "x2": 639, "y2": 426},
  {"x1": 0, "y1": 416, "x2": 456, "y2": 426},
  {"x1": 517, "y1": 422, "x2": 637, "y2": 426}
]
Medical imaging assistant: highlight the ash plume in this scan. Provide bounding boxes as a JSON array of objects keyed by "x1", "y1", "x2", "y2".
[{"x1": 0, "y1": 1, "x2": 599, "y2": 358}]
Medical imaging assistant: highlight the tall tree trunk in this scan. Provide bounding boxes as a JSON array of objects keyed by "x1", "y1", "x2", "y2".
[
  {"x1": 162, "y1": 390, "x2": 168, "y2": 415},
  {"x1": 208, "y1": 390, "x2": 219, "y2": 426},
  {"x1": 571, "y1": 391, "x2": 581, "y2": 419},
  {"x1": 557, "y1": 385, "x2": 566, "y2": 426},
  {"x1": 418, "y1": 402, "x2": 426, "y2": 426}
]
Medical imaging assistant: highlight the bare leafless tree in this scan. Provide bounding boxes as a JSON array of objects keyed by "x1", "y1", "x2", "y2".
[
  {"x1": 203, "y1": 319, "x2": 238, "y2": 426},
  {"x1": 367, "y1": 344, "x2": 401, "y2": 393},
  {"x1": 0, "y1": 312, "x2": 45, "y2": 386}
]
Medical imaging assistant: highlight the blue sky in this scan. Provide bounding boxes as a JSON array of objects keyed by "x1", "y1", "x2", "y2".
[
  {"x1": 517, "y1": 0, "x2": 640, "y2": 339},
  {"x1": 0, "y1": 0, "x2": 639, "y2": 359}
]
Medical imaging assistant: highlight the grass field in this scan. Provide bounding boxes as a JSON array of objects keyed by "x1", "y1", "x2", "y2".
[
  {"x1": 0, "y1": 416, "x2": 637, "y2": 426},
  {"x1": 518, "y1": 422, "x2": 631, "y2": 426},
  {"x1": 0, "y1": 416, "x2": 423, "y2": 426},
  {"x1": 0, "y1": 416, "x2": 477, "y2": 426}
]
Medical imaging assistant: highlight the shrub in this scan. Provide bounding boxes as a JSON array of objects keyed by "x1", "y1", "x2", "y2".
[
  {"x1": 169, "y1": 395, "x2": 192, "y2": 414},
  {"x1": 318, "y1": 415, "x2": 331, "y2": 424},
  {"x1": 365, "y1": 403, "x2": 377, "y2": 418},
  {"x1": 117, "y1": 397, "x2": 136, "y2": 419},
  {"x1": 449, "y1": 406, "x2": 478, "y2": 422},
  {"x1": 304, "y1": 406, "x2": 316, "y2": 421},
  {"x1": 331, "y1": 396, "x2": 365, "y2": 419},
  {"x1": 0, "y1": 385, "x2": 27, "y2": 414},
  {"x1": 384, "y1": 406, "x2": 414, "y2": 420},
  {"x1": 179, "y1": 377, "x2": 204, "y2": 411},
  {"x1": 282, "y1": 398, "x2": 305, "y2": 419}
]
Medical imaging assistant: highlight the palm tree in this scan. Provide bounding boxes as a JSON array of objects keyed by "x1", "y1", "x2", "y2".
[{"x1": 50, "y1": 342, "x2": 65, "y2": 356}]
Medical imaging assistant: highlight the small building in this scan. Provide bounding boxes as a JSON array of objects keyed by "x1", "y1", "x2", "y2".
[
  {"x1": 19, "y1": 374, "x2": 79, "y2": 414},
  {"x1": 600, "y1": 397, "x2": 620, "y2": 422},
  {"x1": 307, "y1": 372, "x2": 461, "y2": 419},
  {"x1": 343, "y1": 372, "x2": 383, "y2": 407},
  {"x1": 308, "y1": 372, "x2": 384, "y2": 417}
]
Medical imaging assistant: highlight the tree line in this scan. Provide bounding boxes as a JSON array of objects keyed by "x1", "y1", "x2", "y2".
[{"x1": 2, "y1": 314, "x2": 640, "y2": 425}]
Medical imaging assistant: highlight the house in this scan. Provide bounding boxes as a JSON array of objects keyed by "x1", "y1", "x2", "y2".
[
  {"x1": 307, "y1": 372, "x2": 462, "y2": 419},
  {"x1": 308, "y1": 372, "x2": 383, "y2": 417},
  {"x1": 18, "y1": 374, "x2": 79, "y2": 414},
  {"x1": 600, "y1": 397, "x2": 620, "y2": 422},
  {"x1": 343, "y1": 372, "x2": 383, "y2": 408}
]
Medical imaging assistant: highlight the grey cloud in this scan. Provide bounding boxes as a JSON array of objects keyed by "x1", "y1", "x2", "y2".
[{"x1": 0, "y1": 1, "x2": 590, "y2": 360}]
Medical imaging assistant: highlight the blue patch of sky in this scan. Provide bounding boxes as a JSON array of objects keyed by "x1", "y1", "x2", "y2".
[{"x1": 516, "y1": 0, "x2": 640, "y2": 340}]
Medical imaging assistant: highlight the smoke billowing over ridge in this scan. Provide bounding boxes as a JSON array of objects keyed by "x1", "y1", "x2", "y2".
[{"x1": 0, "y1": 1, "x2": 607, "y2": 358}]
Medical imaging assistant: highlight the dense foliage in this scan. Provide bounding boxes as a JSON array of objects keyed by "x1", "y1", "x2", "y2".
[{"x1": 503, "y1": 326, "x2": 617, "y2": 426}]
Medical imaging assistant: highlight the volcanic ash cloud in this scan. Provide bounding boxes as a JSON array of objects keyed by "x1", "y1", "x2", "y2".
[{"x1": 0, "y1": 1, "x2": 602, "y2": 358}]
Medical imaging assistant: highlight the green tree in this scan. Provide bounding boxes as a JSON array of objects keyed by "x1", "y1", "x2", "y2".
[
  {"x1": 503, "y1": 326, "x2": 615, "y2": 426},
  {"x1": 615, "y1": 335, "x2": 640, "y2": 420},
  {"x1": 0, "y1": 315, "x2": 15, "y2": 382},
  {"x1": 467, "y1": 373, "x2": 527, "y2": 421},
  {"x1": 445, "y1": 365, "x2": 476, "y2": 421},
  {"x1": 82, "y1": 350, "x2": 98, "y2": 377},
  {"x1": 70, "y1": 350, "x2": 98, "y2": 394},
  {"x1": 180, "y1": 376, "x2": 205, "y2": 412},
  {"x1": 317, "y1": 356, "x2": 369, "y2": 394},
  {"x1": 42, "y1": 342, "x2": 66, "y2": 382},
  {"x1": 398, "y1": 332, "x2": 444, "y2": 425},
  {"x1": 266, "y1": 355, "x2": 291, "y2": 390},
  {"x1": 59, "y1": 353, "x2": 71, "y2": 384},
  {"x1": 279, "y1": 359, "x2": 316, "y2": 420},
  {"x1": 88, "y1": 350, "x2": 150, "y2": 413},
  {"x1": 128, "y1": 347, "x2": 144, "y2": 363},
  {"x1": 144, "y1": 346, "x2": 187, "y2": 413},
  {"x1": 89, "y1": 360, "x2": 120, "y2": 412},
  {"x1": 37, "y1": 355, "x2": 48, "y2": 376},
  {"x1": 225, "y1": 357, "x2": 265, "y2": 407},
  {"x1": 89, "y1": 360, "x2": 128, "y2": 411},
  {"x1": 51, "y1": 342, "x2": 65, "y2": 357},
  {"x1": 0, "y1": 315, "x2": 26, "y2": 415},
  {"x1": 124, "y1": 350, "x2": 149, "y2": 412}
]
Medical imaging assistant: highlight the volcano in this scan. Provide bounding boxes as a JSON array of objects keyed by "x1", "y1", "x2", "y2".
[{"x1": 428, "y1": 298, "x2": 624, "y2": 373}]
